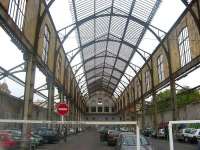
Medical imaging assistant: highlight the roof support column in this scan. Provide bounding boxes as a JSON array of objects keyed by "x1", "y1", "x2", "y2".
[
  {"x1": 152, "y1": 92, "x2": 158, "y2": 134},
  {"x1": 150, "y1": 59, "x2": 158, "y2": 134},
  {"x1": 47, "y1": 79, "x2": 54, "y2": 121},
  {"x1": 170, "y1": 76, "x2": 177, "y2": 120},
  {"x1": 133, "y1": 88, "x2": 137, "y2": 121},
  {"x1": 22, "y1": 54, "x2": 36, "y2": 149},
  {"x1": 167, "y1": 38, "x2": 177, "y2": 121},
  {"x1": 59, "y1": 90, "x2": 64, "y2": 103},
  {"x1": 140, "y1": 75, "x2": 145, "y2": 130}
]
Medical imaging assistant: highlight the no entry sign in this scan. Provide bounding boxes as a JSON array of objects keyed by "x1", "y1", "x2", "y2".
[{"x1": 56, "y1": 103, "x2": 69, "y2": 116}]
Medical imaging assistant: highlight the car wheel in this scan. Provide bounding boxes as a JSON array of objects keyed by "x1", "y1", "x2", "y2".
[{"x1": 184, "y1": 137, "x2": 189, "y2": 143}]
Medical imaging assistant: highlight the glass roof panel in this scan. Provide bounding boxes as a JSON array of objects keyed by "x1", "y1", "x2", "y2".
[
  {"x1": 68, "y1": 0, "x2": 161, "y2": 96},
  {"x1": 119, "y1": 44, "x2": 133, "y2": 60}
]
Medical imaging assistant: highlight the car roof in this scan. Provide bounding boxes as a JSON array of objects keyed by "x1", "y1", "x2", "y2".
[{"x1": 119, "y1": 132, "x2": 135, "y2": 136}]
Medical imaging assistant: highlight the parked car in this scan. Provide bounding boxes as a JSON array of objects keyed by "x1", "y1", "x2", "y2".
[
  {"x1": 99, "y1": 127, "x2": 109, "y2": 142},
  {"x1": 116, "y1": 132, "x2": 152, "y2": 150},
  {"x1": 68, "y1": 128, "x2": 75, "y2": 135},
  {"x1": 0, "y1": 132, "x2": 17, "y2": 150},
  {"x1": 4, "y1": 129, "x2": 33, "y2": 149},
  {"x1": 78, "y1": 127, "x2": 83, "y2": 132},
  {"x1": 176, "y1": 128, "x2": 188, "y2": 141},
  {"x1": 119, "y1": 127, "x2": 129, "y2": 132},
  {"x1": 151, "y1": 129, "x2": 157, "y2": 138},
  {"x1": 197, "y1": 135, "x2": 200, "y2": 150},
  {"x1": 185, "y1": 129, "x2": 200, "y2": 143},
  {"x1": 31, "y1": 132, "x2": 44, "y2": 146},
  {"x1": 157, "y1": 128, "x2": 165, "y2": 138},
  {"x1": 180, "y1": 128, "x2": 195, "y2": 143},
  {"x1": 107, "y1": 130, "x2": 120, "y2": 146},
  {"x1": 36, "y1": 127, "x2": 60, "y2": 144},
  {"x1": 142, "y1": 128, "x2": 154, "y2": 137}
]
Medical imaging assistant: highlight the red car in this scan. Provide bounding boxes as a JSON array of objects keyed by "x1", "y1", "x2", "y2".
[{"x1": 0, "y1": 132, "x2": 17, "y2": 149}]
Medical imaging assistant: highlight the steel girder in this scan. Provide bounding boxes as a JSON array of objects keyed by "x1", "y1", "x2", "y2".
[
  {"x1": 0, "y1": 62, "x2": 25, "y2": 80},
  {"x1": 101, "y1": 0, "x2": 115, "y2": 93},
  {"x1": 0, "y1": 66, "x2": 48, "y2": 100}
]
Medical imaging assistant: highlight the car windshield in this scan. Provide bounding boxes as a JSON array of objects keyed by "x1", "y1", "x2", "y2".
[
  {"x1": 185, "y1": 128, "x2": 194, "y2": 133},
  {"x1": 123, "y1": 135, "x2": 149, "y2": 146}
]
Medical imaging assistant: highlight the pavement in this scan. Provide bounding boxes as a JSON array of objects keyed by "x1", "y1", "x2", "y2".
[
  {"x1": 38, "y1": 129, "x2": 114, "y2": 150},
  {"x1": 150, "y1": 138, "x2": 197, "y2": 150},
  {"x1": 37, "y1": 129, "x2": 197, "y2": 150}
]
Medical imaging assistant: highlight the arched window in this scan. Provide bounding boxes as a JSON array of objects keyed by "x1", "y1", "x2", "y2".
[
  {"x1": 8, "y1": 0, "x2": 26, "y2": 30},
  {"x1": 42, "y1": 25, "x2": 50, "y2": 64},
  {"x1": 178, "y1": 27, "x2": 192, "y2": 67},
  {"x1": 157, "y1": 54, "x2": 164, "y2": 82}
]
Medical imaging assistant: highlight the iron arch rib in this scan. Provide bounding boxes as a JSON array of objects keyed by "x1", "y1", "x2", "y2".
[{"x1": 58, "y1": 11, "x2": 170, "y2": 98}]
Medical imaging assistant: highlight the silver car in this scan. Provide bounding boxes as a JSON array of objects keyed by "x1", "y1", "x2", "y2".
[{"x1": 116, "y1": 132, "x2": 152, "y2": 150}]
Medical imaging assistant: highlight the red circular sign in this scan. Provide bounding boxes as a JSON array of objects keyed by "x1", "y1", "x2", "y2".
[{"x1": 56, "y1": 103, "x2": 69, "y2": 116}]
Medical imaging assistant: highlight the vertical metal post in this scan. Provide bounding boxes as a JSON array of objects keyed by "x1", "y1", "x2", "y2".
[
  {"x1": 168, "y1": 122, "x2": 174, "y2": 150},
  {"x1": 170, "y1": 77, "x2": 177, "y2": 121},
  {"x1": 167, "y1": 38, "x2": 177, "y2": 121},
  {"x1": 47, "y1": 81, "x2": 54, "y2": 121},
  {"x1": 22, "y1": 54, "x2": 36, "y2": 149},
  {"x1": 61, "y1": 116, "x2": 64, "y2": 122},
  {"x1": 141, "y1": 97, "x2": 145, "y2": 129},
  {"x1": 153, "y1": 92, "x2": 158, "y2": 134},
  {"x1": 136, "y1": 124, "x2": 140, "y2": 150}
]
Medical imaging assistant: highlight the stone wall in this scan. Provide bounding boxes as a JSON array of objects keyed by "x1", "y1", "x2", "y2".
[
  {"x1": 143, "y1": 101, "x2": 200, "y2": 128},
  {"x1": 0, "y1": 91, "x2": 59, "y2": 129}
]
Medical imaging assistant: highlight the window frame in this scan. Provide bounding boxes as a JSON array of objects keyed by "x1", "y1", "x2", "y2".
[
  {"x1": 8, "y1": 0, "x2": 27, "y2": 30},
  {"x1": 145, "y1": 70, "x2": 150, "y2": 91},
  {"x1": 98, "y1": 106, "x2": 103, "y2": 112},
  {"x1": 157, "y1": 54, "x2": 164, "y2": 82},
  {"x1": 104, "y1": 106, "x2": 109, "y2": 113},
  {"x1": 42, "y1": 25, "x2": 50, "y2": 64},
  {"x1": 178, "y1": 26, "x2": 192, "y2": 67}
]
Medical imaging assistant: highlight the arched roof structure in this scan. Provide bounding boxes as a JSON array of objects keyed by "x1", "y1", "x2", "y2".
[{"x1": 58, "y1": 0, "x2": 162, "y2": 97}]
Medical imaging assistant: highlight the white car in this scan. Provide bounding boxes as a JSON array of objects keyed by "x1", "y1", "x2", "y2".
[
  {"x1": 78, "y1": 127, "x2": 83, "y2": 132},
  {"x1": 68, "y1": 128, "x2": 75, "y2": 135},
  {"x1": 185, "y1": 129, "x2": 200, "y2": 143},
  {"x1": 176, "y1": 128, "x2": 193, "y2": 141},
  {"x1": 157, "y1": 129, "x2": 165, "y2": 138}
]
